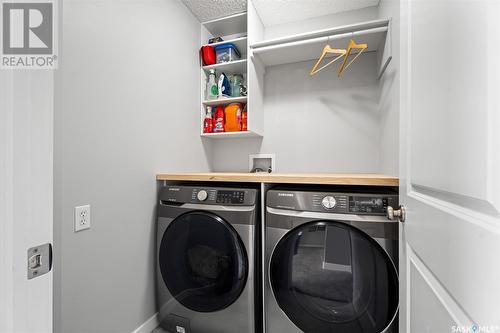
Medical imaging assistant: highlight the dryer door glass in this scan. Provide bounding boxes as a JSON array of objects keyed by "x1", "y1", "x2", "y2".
[
  {"x1": 159, "y1": 211, "x2": 248, "y2": 312},
  {"x1": 270, "y1": 221, "x2": 398, "y2": 333}
]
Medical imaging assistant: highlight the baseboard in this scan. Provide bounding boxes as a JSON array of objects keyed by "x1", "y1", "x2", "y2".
[{"x1": 132, "y1": 312, "x2": 159, "y2": 333}]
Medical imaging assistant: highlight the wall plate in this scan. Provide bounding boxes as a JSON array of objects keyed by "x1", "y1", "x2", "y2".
[
  {"x1": 249, "y1": 153, "x2": 275, "y2": 173},
  {"x1": 75, "y1": 205, "x2": 91, "y2": 232}
]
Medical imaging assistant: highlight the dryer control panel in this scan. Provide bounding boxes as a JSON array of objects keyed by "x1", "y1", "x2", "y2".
[
  {"x1": 159, "y1": 185, "x2": 257, "y2": 206},
  {"x1": 267, "y1": 190, "x2": 398, "y2": 215},
  {"x1": 349, "y1": 196, "x2": 389, "y2": 214}
]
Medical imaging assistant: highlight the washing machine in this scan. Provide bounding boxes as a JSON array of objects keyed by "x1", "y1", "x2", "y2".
[
  {"x1": 156, "y1": 185, "x2": 261, "y2": 333},
  {"x1": 265, "y1": 188, "x2": 399, "y2": 333}
]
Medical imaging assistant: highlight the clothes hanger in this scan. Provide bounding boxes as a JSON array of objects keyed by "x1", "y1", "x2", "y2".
[
  {"x1": 337, "y1": 38, "x2": 368, "y2": 77},
  {"x1": 310, "y1": 36, "x2": 347, "y2": 76}
]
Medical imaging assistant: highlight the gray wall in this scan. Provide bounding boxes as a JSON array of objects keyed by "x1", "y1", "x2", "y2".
[
  {"x1": 378, "y1": 0, "x2": 400, "y2": 176},
  {"x1": 212, "y1": 54, "x2": 382, "y2": 173},
  {"x1": 211, "y1": 6, "x2": 399, "y2": 174},
  {"x1": 264, "y1": 6, "x2": 378, "y2": 40},
  {"x1": 53, "y1": 0, "x2": 210, "y2": 332}
]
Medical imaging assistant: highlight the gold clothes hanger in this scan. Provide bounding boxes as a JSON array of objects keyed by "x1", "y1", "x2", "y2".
[
  {"x1": 310, "y1": 37, "x2": 347, "y2": 76},
  {"x1": 338, "y1": 39, "x2": 368, "y2": 77}
]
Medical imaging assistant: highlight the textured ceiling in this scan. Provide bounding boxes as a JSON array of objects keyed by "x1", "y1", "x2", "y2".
[
  {"x1": 181, "y1": 0, "x2": 247, "y2": 22},
  {"x1": 252, "y1": 0, "x2": 380, "y2": 26},
  {"x1": 181, "y1": 0, "x2": 380, "y2": 26}
]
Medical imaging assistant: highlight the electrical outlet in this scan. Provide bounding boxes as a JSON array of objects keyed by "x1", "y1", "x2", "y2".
[{"x1": 75, "y1": 205, "x2": 90, "y2": 232}]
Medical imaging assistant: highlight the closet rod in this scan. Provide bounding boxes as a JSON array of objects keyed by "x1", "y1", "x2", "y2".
[
  {"x1": 251, "y1": 19, "x2": 389, "y2": 49},
  {"x1": 252, "y1": 27, "x2": 387, "y2": 55}
]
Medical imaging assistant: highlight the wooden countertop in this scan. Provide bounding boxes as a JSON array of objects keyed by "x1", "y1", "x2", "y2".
[{"x1": 156, "y1": 173, "x2": 399, "y2": 186}]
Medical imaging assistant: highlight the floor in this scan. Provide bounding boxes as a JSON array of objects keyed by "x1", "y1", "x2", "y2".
[{"x1": 151, "y1": 327, "x2": 168, "y2": 333}]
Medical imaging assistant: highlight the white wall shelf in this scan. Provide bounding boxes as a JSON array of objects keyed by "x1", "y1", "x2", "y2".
[
  {"x1": 201, "y1": 131, "x2": 262, "y2": 139},
  {"x1": 202, "y1": 59, "x2": 248, "y2": 74},
  {"x1": 250, "y1": 19, "x2": 391, "y2": 77},
  {"x1": 200, "y1": 10, "x2": 262, "y2": 139},
  {"x1": 203, "y1": 96, "x2": 247, "y2": 107},
  {"x1": 202, "y1": 12, "x2": 247, "y2": 37}
]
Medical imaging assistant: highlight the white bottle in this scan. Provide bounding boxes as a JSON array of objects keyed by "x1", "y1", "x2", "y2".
[
  {"x1": 203, "y1": 107, "x2": 213, "y2": 133},
  {"x1": 206, "y1": 69, "x2": 218, "y2": 100}
]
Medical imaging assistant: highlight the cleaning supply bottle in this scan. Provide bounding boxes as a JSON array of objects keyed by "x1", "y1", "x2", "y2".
[
  {"x1": 224, "y1": 103, "x2": 242, "y2": 132},
  {"x1": 206, "y1": 69, "x2": 218, "y2": 100},
  {"x1": 218, "y1": 73, "x2": 231, "y2": 98},
  {"x1": 203, "y1": 107, "x2": 213, "y2": 133},
  {"x1": 241, "y1": 106, "x2": 248, "y2": 131},
  {"x1": 213, "y1": 106, "x2": 225, "y2": 132}
]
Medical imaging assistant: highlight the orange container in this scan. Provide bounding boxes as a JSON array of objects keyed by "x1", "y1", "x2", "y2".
[{"x1": 224, "y1": 103, "x2": 243, "y2": 132}]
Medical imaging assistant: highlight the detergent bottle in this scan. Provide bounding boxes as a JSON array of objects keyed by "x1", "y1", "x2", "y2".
[
  {"x1": 213, "y1": 106, "x2": 225, "y2": 132},
  {"x1": 203, "y1": 107, "x2": 213, "y2": 133},
  {"x1": 224, "y1": 103, "x2": 242, "y2": 132}
]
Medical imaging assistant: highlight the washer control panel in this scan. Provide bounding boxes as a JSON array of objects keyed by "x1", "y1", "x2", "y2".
[
  {"x1": 321, "y1": 196, "x2": 336, "y2": 209},
  {"x1": 159, "y1": 186, "x2": 256, "y2": 206},
  {"x1": 216, "y1": 190, "x2": 245, "y2": 204},
  {"x1": 197, "y1": 190, "x2": 208, "y2": 201},
  {"x1": 191, "y1": 188, "x2": 217, "y2": 202}
]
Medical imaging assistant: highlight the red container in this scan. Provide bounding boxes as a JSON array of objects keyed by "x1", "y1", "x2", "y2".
[
  {"x1": 241, "y1": 110, "x2": 248, "y2": 131},
  {"x1": 200, "y1": 46, "x2": 216, "y2": 66}
]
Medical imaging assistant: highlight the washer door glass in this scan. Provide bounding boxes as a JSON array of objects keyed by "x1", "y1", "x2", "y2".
[
  {"x1": 270, "y1": 221, "x2": 398, "y2": 333},
  {"x1": 159, "y1": 211, "x2": 248, "y2": 312}
]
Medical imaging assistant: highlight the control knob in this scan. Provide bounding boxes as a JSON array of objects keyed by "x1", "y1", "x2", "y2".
[
  {"x1": 322, "y1": 196, "x2": 337, "y2": 209},
  {"x1": 197, "y1": 190, "x2": 208, "y2": 201}
]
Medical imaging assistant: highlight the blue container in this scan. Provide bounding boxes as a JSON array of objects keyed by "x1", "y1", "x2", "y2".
[{"x1": 215, "y1": 43, "x2": 241, "y2": 63}]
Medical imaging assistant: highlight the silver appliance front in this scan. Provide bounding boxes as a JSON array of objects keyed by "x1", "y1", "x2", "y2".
[
  {"x1": 265, "y1": 205, "x2": 399, "y2": 333},
  {"x1": 156, "y1": 195, "x2": 258, "y2": 333}
]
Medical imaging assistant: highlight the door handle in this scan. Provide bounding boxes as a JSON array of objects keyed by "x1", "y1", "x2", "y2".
[{"x1": 386, "y1": 205, "x2": 406, "y2": 223}]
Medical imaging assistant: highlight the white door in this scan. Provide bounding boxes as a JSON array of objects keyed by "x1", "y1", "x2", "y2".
[
  {"x1": 0, "y1": 69, "x2": 54, "y2": 332},
  {"x1": 399, "y1": 0, "x2": 500, "y2": 332}
]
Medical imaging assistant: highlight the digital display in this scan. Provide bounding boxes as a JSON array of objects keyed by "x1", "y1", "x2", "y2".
[
  {"x1": 216, "y1": 190, "x2": 245, "y2": 204},
  {"x1": 349, "y1": 196, "x2": 388, "y2": 214}
]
